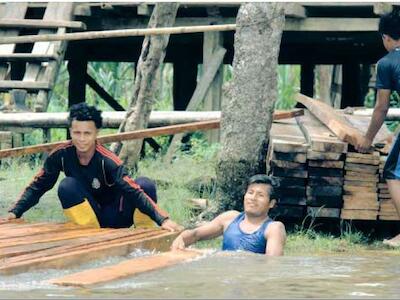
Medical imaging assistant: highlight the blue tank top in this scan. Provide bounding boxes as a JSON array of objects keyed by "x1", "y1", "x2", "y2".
[{"x1": 222, "y1": 212, "x2": 272, "y2": 254}]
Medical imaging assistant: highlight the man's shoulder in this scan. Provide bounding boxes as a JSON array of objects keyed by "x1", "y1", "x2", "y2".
[
  {"x1": 49, "y1": 141, "x2": 73, "y2": 157},
  {"x1": 216, "y1": 210, "x2": 240, "y2": 226},
  {"x1": 265, "y1": 220, "x2": 286, "y2": 237},
  {"x1": 378, "y1": 51, "x2": 400, "y2": 68},
  {"x1": 95, "y1": 144, "x2": 123, "y2": 167}
]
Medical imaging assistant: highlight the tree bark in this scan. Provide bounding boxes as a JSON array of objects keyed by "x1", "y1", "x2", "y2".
[
  {"x1": 112, "y1": 3, "x2": 179, "y2": 167},
  {"x1": 216, "y1": 3, "x2": 285, "y2": 211}
]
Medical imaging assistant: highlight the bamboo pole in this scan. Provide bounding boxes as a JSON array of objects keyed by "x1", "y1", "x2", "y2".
[
  {"x1": 0, "y1": 109, "x2": 303, "y2": 159},
  {"x1": 0, "y1": 24, "x2": 237, "y2": 45}
]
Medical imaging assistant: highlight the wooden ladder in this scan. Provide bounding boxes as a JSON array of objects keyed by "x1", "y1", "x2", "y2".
[{"x1": 0, "y1": 2, "x2": 85, "y2": 112}]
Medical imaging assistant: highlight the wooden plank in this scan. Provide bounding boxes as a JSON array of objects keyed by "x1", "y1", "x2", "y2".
[
  {"x1": 308, "y1": 160, "x2": 344, "y2": 169},
  {"x1": 306, "y1": 196, "x2": 343, "y2": 208},
  {"x1": 343, "y1": 180, "x2": 377, "y2": 188},
  {"x1": 0, "y1": 80, "x2": 50, "y2": 90},
  {"x1": 0, "y1": 18, "x2": 86, "y2": 30},
  {"x1": 341, "y1": 209, "x2": 377, "y2": 220},
  {"x1": 271, "y1": 167, "x2": 308, "y2": 178},
  {"x1": 344, "y1": 174, "x2": 379, "y2": 183},
  {"x1": 378, "y1": 214, "x2": 400, "y2": 221},
  {"x1": 343, "y1": 196, "x2": 379, "y2": 210},
  {"x1": 308, "y1": 176, "x2": 343, "y2": 186},
  {"x1": 0, "y1": 229, "x2": 177, "y2": 275},
  {"x1": 271, "y1": 160, "x2": 306, "y2": 170},
  {"x1": 296, "y1": 93, "x2": 364, "y2": 149},
  {"x1": 345, "y1": 157, "x2": 380, "y2": 165},
  {"x1": 308, "y1": 167, "x2": 343, "y2": 177},
  {"x1": 272, "y1": 139, "x2": 308, "y2": 153},
  {"x1": 0, "y1": 53, "x2": 57, "y2": 62},
  {"x1": 284, "y1": 17, "x2": 378, "y2": 32},
  {"x1": 307, "y1": 150, "x2": 344, "y2": 160},
  {"x1": 345, "y1": 171, "x2": 379, "y2": 179},
  {"x1": 307, "y1": 207, "x2": 340, "y2": 218},
  {"x1": 346, "y1": 151, "x2": 380, "y2": 160},
  {"x1": 272, "y1": 151, "x2": 307, "y2": 163},
  {"x1": 296, "y1": 111, "x2": 348, "y2": 153},
  {"x1": 306, "y1": 186, "x2": 342, "y2": 197},
  {"x1": 278, "y1": 186, "x2": 306, "y2": 197},
  {"x1": 48, "y1": 250, "x2": 202, "y2": 287},
  {"x1": 274, "y1": 177, "x2": 306, "y2": 186},
  {"x1": 344, "y1": 186, "x2": 377, "y2": 195},
  {"x1": 344, "y1": 164, "x2": 378, "y2": 174}
]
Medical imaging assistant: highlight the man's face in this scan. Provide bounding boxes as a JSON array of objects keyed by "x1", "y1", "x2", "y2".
[
  {"x1": 243, "y1": 183, "x2": 275, "y2": 218},
  {"x1": 69, "y1": 120, "x2": 98, "y2": 154}
]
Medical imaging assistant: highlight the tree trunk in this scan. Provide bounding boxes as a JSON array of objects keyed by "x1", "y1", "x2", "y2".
[
  {"x1": 216, "y1": 3, "x2": 285, "y2": 211},
  {"x1": 112, "y1": 3, "x2": 179, "y2": 167}
]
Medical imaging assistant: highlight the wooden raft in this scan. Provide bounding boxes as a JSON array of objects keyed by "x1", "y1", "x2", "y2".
[{"x1": 0, "y1": 220, "x2": 178, "y2": 275}]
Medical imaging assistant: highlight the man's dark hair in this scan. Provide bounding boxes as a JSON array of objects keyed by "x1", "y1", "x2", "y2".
[
  {"x1": 68, "y1": 102, "x2": 103, "y2": 129},
  {"x1": 247, "y1": 174, "x2": 279, "y2": 200},
  {"x1": 379, "y1": 11, "x2": 400, "y2": 40}
]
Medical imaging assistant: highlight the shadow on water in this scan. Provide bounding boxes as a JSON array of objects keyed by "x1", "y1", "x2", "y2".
[{"x1": 0, "y1": 249, "x2": 400, "y2": 299}]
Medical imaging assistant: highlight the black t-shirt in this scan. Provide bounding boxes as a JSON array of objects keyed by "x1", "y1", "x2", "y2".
[
  {"x1": 376, "y1": 47, "x2": 400, "y2": 92},
  {"x1": 8, "y1": 141, "x2": 169, "y2": 225}
]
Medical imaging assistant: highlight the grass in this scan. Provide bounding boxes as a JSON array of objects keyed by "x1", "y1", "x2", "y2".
[{"x1": 2, "y1": 144, "x2": 400, "y2": 257}]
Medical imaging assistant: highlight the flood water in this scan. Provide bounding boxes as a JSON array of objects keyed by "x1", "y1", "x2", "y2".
[{"x1": 0, "y1": 249, "x2": 399, "y2": 299}]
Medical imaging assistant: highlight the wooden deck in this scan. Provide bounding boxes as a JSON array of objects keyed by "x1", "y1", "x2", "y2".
[{"x1": 0, "y1": 220, "x2": 178, "y2": 275}]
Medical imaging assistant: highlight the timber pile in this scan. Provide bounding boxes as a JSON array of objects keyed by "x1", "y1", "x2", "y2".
[
  {"x1": 378, "y1": 155, "x2": 400, "y2": 220},
  {"x1": 267, "y1": 118, "x2": 308, "y2": 220},
  {"x1": 296, "y1": 111, "x2": 345, "y2": 219},
  {"x1": 0, "y1": 221, "x2": 177, "y2": 275},
  {"x1": 341, "y1": 151, "x2": 380, "y2": 220}
]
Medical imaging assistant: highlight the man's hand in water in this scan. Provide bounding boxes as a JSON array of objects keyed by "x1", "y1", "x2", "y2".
[
  {"x1": 161, "y1": 219, "x2": 184, "y2": 232},
  {"x1": 171, "y1": 234, "x2": 186, "y2": 251}
]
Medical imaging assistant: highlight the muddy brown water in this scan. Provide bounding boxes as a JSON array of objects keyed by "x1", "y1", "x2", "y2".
[{"x1": 0, "y1": 249, "x2": 399, "y2": 299}]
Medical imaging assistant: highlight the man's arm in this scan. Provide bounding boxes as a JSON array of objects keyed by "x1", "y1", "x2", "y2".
[
  {"x1": 171, "y1": 211, "x2": 238, "y2": 250},
  {"x1": 265, "y1": 221, "x2": 286, "y2": 256},
  {"x1": 7, "y1": 153, "x2": 61, "y2": 218},
  {"x1": 356, "y1": 89, "x2": 391, "y2": 153}
]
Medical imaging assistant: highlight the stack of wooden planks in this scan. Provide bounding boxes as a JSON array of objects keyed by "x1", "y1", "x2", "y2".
[
  {"x1": 378, "y1": 155, "x2": 400, "y2": 220},
  {"x1": 296, "y1": 111, "x2": 346, "y2": 219},
  {"x1": 341, "y1": 151, "x2": 380, "y2": 220},
  {"x1": 0, "y1": 220, "x2": 177, "y2": 275},
  {"x1": 267, "y1": 118, "x2": 308, "y2": 219}
]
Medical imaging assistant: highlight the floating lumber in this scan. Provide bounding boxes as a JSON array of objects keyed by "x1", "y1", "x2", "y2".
[
  {"x1": 0, "y1": 19, "x2": 86, "y2": 30},
  {"x1": 296, "y1": 93, "x2": 364, "y2": 148},
  {"x1": 48, "y1": 250, "x2": 202, "y2": 287},
  {"x1": 341, "y1": 209, "x2": 377, "y2": 220},
  {"x1": 0, "y1": 221, "x2": 178, "y2": 275},
  {"x1": 0, "y1": 24, "x2": 237, "y2": 45},
  {"x1": 0, "y1": 109, "x2": 302, "y2": 129}
]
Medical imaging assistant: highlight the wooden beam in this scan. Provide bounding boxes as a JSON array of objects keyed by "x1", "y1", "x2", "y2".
[
  {"x1": 0, "y1": 80, "x2": 49, "y2": 91},
  {"x1": 0, "y1": 24, "x2": 237, "y2": 45},
  {"x1": 295, "y1": 93, "x2": 365, "y2": 149},
  {"x1": 86, "y1": 74, "x2": 125, "y2": 111},
  {"x1": 0, "y1": 54, "x2": 57, "y2": 62},
  {"x1": 0, "y1": 19, "x2": 86, "y2": 30},
  {"x1": 48, "y1": 250, "x2": 202, "y2": 287}
]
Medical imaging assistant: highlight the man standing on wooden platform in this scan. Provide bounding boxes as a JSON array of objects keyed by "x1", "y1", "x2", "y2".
[
  {"x1": 356, "y1": 11, "x2": 400, "y2": 246},
  {"x1": 3, "y1": 103, "x2": 182, "y2": 231},
  {"x1": 171, "y1": 174, "x2": 286, "y2": 256}
]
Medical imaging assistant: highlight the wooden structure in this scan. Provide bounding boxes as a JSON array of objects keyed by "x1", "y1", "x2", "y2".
[
  {"x1": 0, "y1": 220, "x2": 178, "y2": 275},
  {"x1": 0, "y1": 3, "x2": 397, "y2": 140},
  {"x1": 267, "y1": 94, "x2": 394, "y2": 222}
]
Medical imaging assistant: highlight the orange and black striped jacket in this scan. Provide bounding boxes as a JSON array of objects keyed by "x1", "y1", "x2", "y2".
[{"x1": 8, "y1": 141, "x2": 169, "y2": 225}]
